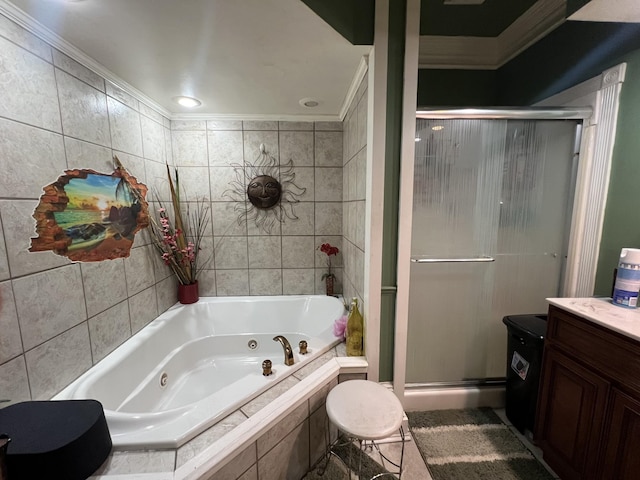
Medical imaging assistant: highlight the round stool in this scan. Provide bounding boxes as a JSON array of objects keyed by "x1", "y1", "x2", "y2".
[{"x1": 325, "y1": 380, "x2": 405, "y2": 479}]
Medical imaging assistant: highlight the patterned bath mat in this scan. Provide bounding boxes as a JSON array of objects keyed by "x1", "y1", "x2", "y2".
[{"x1": 407, "y1": 408, "x2": 554, "y2": 480}]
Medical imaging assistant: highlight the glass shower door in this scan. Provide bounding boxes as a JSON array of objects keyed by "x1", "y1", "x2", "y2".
[{"x1": 406, "y1": 118, "x2": 578, "y2": 384}]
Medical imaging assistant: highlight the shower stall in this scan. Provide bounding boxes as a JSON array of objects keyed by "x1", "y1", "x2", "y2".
[{"x1": 405, "y1": 110, "x2": 583, "y2": 388}]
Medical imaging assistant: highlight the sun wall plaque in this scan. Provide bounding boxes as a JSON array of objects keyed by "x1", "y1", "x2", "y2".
[
  {"x1": 224, "y1": 143, "x2": 306, "y2": 234},
  {"x1": 29, "y1": 157, "x2": 149, "y2": 262}
]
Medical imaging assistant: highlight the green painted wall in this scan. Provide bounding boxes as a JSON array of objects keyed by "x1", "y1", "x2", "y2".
[
  {"x1": 594, "y1": 48, "x2": 640, "y2": 295},
  {"x1": 379, "y1": 0, "x2": 407, "y2": 382},
  {"x1": 497, "y1": 22, "x2": 640, "y2": 106},
  {"x1": 417, "y1": 69, "x2": 497, "y2": 107}
]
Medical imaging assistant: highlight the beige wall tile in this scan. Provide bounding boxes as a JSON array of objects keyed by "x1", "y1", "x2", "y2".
[
  {"x1": 141, "y1": 115, "x2": 166, "y2": 163},
  {"x1": 282, "y1": 269, "x2": 315, "y2": 295},
  {"x1": 108, "y1": 97, "x2": 143, "y2": 156},
  {"x1": 25, "y1": 323, "x2": 92, "y2": 399},
  {"x1": 206, "y1": 444, "x2": 256, "y2": 480},
  {"x1": 57, "y1": 69, "x2": 110, "y2": 146},
  {"x1": 0, "y1": 281, "x2": 23, "y2": 363},
  {"x1": 128, "y1": 286, "x2": 159, "y2": 334},
  {"x1": 0, "y1": 14, "x2": 51, "y2": 61},
  {"x1": 52, "y1": 49, "x2": 104, "y2": 92},
  {"x1": 13, "y1": 264, "x2": 86, "y2": 350},
  {"x1": 208, "y1": 130, "x2": 244, "y2": 167},
  {"x1": 177, "y1": 410, "x2": 247, "y2": 468},
  {"x1": 257, "y1": 401, "x2": 309, "y2": 459},
  {"x1": 81, "y1": 258, "x2": 128, "y2": 317},
  {"x1": 280, "y1": 131, "x2": 313, "y2": 167},
  {"x1": 0, "y1": 356, "x2": 31, "y2": 406},
  {"x1": 249, "y1": 269, "x2": 282, "y2": 296},
  {"x1": 0, "y1": 118, "x2": 66, "y2": 199},
  {"x1": 257, "y1": 420, "x2": 309, "y2": 480},
  {"x1": 88, "y1": 301, "x2": 131, "y2": 363},
  {"x1": 215, "y1": 270, "x2": 249, "y2": 296},
  {"x1": 0, "y1": 36, "x2": 60, "y2": 132},
  {"x1": 173, "y1": 130, "x2": 208, "y2": 166}
]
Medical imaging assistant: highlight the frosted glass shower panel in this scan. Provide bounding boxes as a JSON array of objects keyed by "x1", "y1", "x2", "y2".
[
  {"x1": 407, "y1": 118, "x2": 577, "y2": 384},
  {"x1": 412, "y1": 119, "x2": 507, "y2": 258}
]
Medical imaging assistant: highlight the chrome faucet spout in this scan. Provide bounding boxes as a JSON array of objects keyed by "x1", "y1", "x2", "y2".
[{"x1": 273, "y1": 335, "x2": 294, "y2": 366}]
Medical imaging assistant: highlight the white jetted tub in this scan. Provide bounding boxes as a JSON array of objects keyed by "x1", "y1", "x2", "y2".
[{"x1": 54, "y1": 295, "x2": 345, "y2": 449}]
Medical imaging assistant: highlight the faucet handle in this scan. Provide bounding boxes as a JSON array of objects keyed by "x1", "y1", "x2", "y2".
[
  {"x1": 262, "y1": 359, "x2": 273, "y2": 376},
  {"x1": 299, "y1": 340, "x2": 308, "y2": 355}
]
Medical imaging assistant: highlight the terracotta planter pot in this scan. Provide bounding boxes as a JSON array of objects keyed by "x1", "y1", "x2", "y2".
[
  {"x1": 325, "y1": 276, "x2": 334, "y2": 296},
  {"x1": 178, "y1": 281, "x2": 199, "y2": 304}
]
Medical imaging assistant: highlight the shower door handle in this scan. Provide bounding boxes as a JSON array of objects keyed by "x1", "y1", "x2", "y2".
[{"x1": 411, "y1": 256, "x2": 495, "y2": 263}]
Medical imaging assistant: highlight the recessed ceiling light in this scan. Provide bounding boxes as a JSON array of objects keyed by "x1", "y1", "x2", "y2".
[
  {"x1": 431, "y1": 125, "x2": 444, "y2": 131},
  {"x1": 299, "y1": 98, "x2": 320, "y2": 108},
  {"x1": 174, "y1": 96, "x2": 202, "y2": 108},
  {"x1": 415, "y1": 137, "x2": 421, "y2": 142}
]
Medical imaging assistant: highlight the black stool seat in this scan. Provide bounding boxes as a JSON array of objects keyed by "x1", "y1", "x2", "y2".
[{"x1": 0, "y1": 400, "x2": 112, "y2": 480}]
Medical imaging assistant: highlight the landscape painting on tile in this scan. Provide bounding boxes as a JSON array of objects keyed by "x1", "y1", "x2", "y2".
[{"x1": 29, "y1": 162, "x2": 149, "y2": 262}]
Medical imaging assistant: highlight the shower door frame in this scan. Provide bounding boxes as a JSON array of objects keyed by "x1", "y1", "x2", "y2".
[{"x1": 392, "y1": 82, "x2": 623, "y2": 406}]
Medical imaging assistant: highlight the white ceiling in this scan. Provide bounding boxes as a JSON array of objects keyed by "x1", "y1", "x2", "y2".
[{"x1": 5, "y1": 0, "x2": 370, "y2": 118}]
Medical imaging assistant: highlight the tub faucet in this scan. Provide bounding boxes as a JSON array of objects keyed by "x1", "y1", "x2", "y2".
[{"x1": 273, "y1": 335, "x2": 294, "y2": 366}]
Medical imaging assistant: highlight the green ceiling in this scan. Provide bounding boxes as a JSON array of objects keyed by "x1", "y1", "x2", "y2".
[
  {"x1": 301, "y1": 0, "x2": 560, "y2": 45},
  {"x1": 420, "y1": 0, "x2": 539, "y2": 37}
]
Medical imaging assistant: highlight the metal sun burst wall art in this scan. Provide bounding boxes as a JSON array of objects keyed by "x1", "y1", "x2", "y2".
[{"x1": 224, "y1": 144, "x2": 306, "y2": 234}]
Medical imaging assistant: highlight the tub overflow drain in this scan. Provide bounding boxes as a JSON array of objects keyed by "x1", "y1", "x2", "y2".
[
  {"x1": 248, "y1": 339, "x2": 258, "y2": 350},
  {"x1": 160, "y1": 372, "x2": 168, "y2": 387}
]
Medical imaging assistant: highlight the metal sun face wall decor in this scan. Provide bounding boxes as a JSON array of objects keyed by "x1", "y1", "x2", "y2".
[{"x1": 225, "y1": 143, "x2": 306, "y2": 234}]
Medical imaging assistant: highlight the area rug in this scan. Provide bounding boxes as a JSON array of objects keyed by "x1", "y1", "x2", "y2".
[{"x1": 407, "y1": 408, "x2": 554, "y2": 480}]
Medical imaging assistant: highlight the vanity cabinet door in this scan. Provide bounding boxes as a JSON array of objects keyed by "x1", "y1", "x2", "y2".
[
  {"x1": 599, "y1": 388, "x2": 640, "y2": 480},
  {"x1": 535, "y1": 347, "x2": 609, "y2": 480}
]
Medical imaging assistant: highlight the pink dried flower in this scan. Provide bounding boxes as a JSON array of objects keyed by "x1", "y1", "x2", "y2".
[{"x1": 333, "y1": 315, "x2": 348, "y2": 340}]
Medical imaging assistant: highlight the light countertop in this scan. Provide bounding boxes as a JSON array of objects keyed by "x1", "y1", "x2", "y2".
[{"x1": 547, "y1": 297, "x2": 640, "y2": 342}]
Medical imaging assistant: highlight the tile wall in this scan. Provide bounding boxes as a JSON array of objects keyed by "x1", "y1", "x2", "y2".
[
  {"x1": 341, "y1": 73, "x2": 368, "y2": 305},
  {"x1": 0, "y1": 11, "x2": 346, "y2": 406},
  {"x1": 171, "y1": 120, "x2": 344, "y2": 297},
  {"x1": 0, "y1": 13, "x2": 177, "y2": 405}
]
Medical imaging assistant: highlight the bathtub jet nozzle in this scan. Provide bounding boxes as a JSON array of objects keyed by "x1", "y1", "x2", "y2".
[{"x1": 273, "y1": 335, "x2": 295, "y2": 366}]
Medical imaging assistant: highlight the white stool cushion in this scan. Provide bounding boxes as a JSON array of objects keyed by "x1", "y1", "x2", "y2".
[{"x1": 325, "y1": 380, "x2": 404, "y2": 440}]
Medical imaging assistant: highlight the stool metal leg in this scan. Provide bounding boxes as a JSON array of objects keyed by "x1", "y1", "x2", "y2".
[
  {"x1": 320, "y1": 428, "x2": 406, "y2": 480},
  {"x1": 366, "y1": 426, "x2": 407, "y2": 480}
]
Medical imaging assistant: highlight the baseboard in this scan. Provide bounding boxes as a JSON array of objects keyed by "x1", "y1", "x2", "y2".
[{"x1": 403, "y1": 385, "x2": 506, "y2": 411}]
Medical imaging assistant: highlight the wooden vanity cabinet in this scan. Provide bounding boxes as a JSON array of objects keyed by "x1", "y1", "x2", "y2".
[{"x1": 534, "y1": 305, "x2": 640, "y2": 480}]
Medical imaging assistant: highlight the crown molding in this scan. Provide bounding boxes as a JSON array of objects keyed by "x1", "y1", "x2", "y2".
[
  {"x1": 171, "y1": 113, "x2": 342, "y2": 122},
  {"x1": 496, "y1": 0, "x2": 566, "y2": 66},
  {"x1": 339, "y1": 55, "x2": 370, "y2": 120},
  {"x1": 419, "y1": 0, "x2": 566, "y2": 70},
  {"x1": 418, "y1": 35, "x2": 498, "y2": 69}
]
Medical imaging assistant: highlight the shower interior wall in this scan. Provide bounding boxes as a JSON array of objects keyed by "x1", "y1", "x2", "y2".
[{"x1": 0, "y1": 12, "x2": 369, "y2": 408}]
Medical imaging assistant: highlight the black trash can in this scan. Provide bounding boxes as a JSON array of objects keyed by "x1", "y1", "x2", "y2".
[{"x1": 502, "y1": 314, "x2": 548, "y2": 434}]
